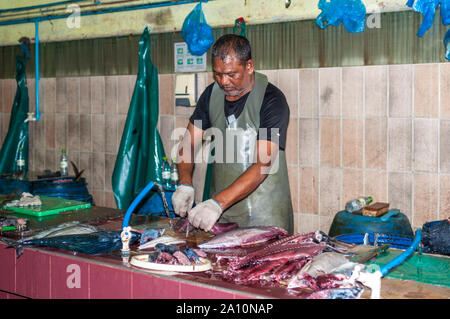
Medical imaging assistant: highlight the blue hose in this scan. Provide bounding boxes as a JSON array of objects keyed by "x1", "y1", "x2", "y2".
[
  {"x1": 122, "y1": 181, "x2": 155, "y2": 229},
  {"x1": 379, "y1": 229, "x2": 422, "y2": 277}
]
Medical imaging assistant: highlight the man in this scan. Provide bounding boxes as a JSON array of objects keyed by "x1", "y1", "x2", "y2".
[{"x1": 172, "y1": 34, "x2": 293, "y2": 234}]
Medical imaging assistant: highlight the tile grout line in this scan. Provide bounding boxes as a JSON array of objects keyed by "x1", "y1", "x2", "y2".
[
  {"x1": 340, "y1": 67, "x2": 343, "y2": 212},
  {"x1": 362, "y1": 67, "x2": 366, "y2": 196},
  {"x1": 386, "y1": 66, "x2": 390, "y2": 203},
  {"x1": 411, "y1": 65, "x2": 415, "y2": 227},
  {"x1": 297, "y1": 69, "x2": 301, "y2": 230},
  {"x1": 317, "y1": 68, "x2": 321, "y2": 229},
  {"x1": 438, "y1": 63, "x2": 441, "y2": 221}
]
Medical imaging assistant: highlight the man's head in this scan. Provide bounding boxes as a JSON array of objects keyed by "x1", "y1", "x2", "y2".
[{"x1": 211, "y1": 34, "x2": 255, "y2": 101}]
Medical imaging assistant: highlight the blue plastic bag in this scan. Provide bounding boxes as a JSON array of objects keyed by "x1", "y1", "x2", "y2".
[
  {"x1": 315, "y1": 0, "x2": 366, "y2": 33},
  {"x1": 407, "y1": 0, "x2": 450, "y2": 37},
  {"x1": 444, "y1": 29, "x2": 450, "y2": 60},
  {"x1": 441, "y1": 0, "x2": 450, "y2": 25},
  {"x1": 182, "y1": 3, "x2": 214, "y2": 56}
]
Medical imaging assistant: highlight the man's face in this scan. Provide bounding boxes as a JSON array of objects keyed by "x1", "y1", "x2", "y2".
[{"x1": 212, "y1": 53, "x2": 254, "y2": 101}]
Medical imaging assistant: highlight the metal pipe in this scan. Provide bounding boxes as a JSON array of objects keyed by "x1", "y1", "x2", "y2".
[
  {"x1": 0, "y1": 0, "x2": 209, "y2": 26},
  {"x1": 0, "y1": 0, "x2": 88, "y2": 14},
  {"x1": 0, "y1": 0, "x2": 140, "y2": 19}
]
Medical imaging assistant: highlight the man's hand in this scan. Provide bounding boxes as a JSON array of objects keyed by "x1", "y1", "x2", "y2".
[
  {"x1": 188, "y1": 199, "x2": 223, "y2": 232},
  {"x1": 171, "y1": 185, "x2": 195, "y2": 217}
]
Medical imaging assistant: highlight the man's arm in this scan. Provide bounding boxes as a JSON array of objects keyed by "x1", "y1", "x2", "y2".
[
  {"x1": 171, "y1": 122, "x2": 205, "y2": 217},
  {"x1": 212, "y1": 139, "x2": 279, "y2": 211},
  {"x1": 177, "y1": 122, "x2": 205, "y2": 186}
]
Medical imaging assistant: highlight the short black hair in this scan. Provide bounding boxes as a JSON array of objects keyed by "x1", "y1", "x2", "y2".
[{"x1": 211, "y1": 34, "x2": 251, "y2": 64}]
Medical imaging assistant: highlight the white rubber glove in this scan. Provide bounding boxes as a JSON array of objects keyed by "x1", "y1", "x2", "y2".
[
  {"x1": 188, "y1": 199, "x2": 223, "y2": 232},
  {"x1": 171, "y1": 184, "x2": 195, "y2": 217}
]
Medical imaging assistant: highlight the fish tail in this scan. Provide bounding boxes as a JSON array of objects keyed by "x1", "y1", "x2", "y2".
[
  {"x1": 3, "y1": 239, "x2": 24, "y2": 258},
  {"x1": 15, "y1": 245, "x2": 24, "y2": 258}
]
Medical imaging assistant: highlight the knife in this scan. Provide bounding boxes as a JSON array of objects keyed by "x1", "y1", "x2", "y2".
[{"x1": 349, "y1": 244, "x2": 390, "y2": 264}]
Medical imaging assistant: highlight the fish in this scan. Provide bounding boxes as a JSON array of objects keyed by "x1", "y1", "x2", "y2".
[
  {"x1": 173, "y1": 218, "x2": 238, "y2": 235},
  {"x1": 148, "y1": 251, "x2": 159, "y2": 262},
  {"x1": 155, "y1": 243, "x2": 179, "y2": 254},
  {"x1": 139, "y1": 228, "x2": 165, "y2": 245},
  {"x1": 197, "y1": 226, "x2": 288, "y2": 249},
  {"x1": 287, "y1": 252, "x2": 353, "y2": 289},
  {"x1": 138, "y1": 235, "x2": 186, "y2": 250},
  {"x1": 145, "y1": 246, "x2": 201, "y2": 265},
  {"x1": 210, "y1": 222, "x2": 239, "y2": 235},
  {"x1": 156, "y1": 251, "x2": 175, "y2": 263},
  {"x1": 306, "y1": 287, "x2": 363, "y2": 299},
  {"x1": 9, "y1": 230, "x2": 140, "y2": 258},
  {"x1": 173, "y1": 251, "x2": 191, "y2": 265},
  {"x1": 183, "y1": 248, "x2": 200, "y2": 263},
  {"x1": 20, "y1": 221, "x2": 103, "y2": 241},
  {"x1": 223, "y1": 243, "x2": 325, "y2": 285}
]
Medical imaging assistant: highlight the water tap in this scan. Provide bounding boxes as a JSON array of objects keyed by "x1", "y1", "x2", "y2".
[{"x1": 121, "y1": 226, "x2": 132, "y2": 257}]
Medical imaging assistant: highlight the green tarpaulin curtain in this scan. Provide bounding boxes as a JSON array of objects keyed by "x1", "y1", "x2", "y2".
[
  {"x1": 112, "y1": 26, "x2": 166, "y2": 210},
  {"x1": 0, "y1": 55, "x2": 29, "y2": 174}
]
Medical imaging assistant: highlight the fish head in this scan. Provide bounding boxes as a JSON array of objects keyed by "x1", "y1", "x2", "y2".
[
  {"x1": 130, "y1": 231, "x2": 141, "y2": 244},
  {"x1": 140, "y1": 228, "x2": 165, "y2": 245}
]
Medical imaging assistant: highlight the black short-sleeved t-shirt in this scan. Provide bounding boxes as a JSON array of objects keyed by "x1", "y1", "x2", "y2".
[{"x1": 189, "y1": 82, "x2": 290, "y2": 150}]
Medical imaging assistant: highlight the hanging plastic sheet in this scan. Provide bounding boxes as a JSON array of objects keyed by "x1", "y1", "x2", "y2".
[
  {"x1": 407, "y1": 0, "x2": 450, "y2": 37},
  {"x1": 315, "y1": 0, "x2": 366, "y2": 33},
  {"x1": 112, "y1": 26, "x2": 166, "y2": 210},
  {"x1": 182, "y1": 2, "x2": 214, "y2": 55},
  {"x1": 0, "y1": 55, "x2": 29, "y2": 175}
]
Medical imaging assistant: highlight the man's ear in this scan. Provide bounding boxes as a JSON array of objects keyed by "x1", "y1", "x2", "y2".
[{"x1": 246, "y1": 59, "x2": 255, "y2": 74}]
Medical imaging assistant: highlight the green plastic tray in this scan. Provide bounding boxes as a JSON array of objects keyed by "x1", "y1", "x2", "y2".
[
  {"x1": 1, "y1": 226, "x2": 16, "y2": 231},
  {"x1": 2, "y1": 196, "x2": 91, "y2": 217}
]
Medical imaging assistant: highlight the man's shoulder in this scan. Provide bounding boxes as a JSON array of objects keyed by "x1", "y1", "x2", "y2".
[
  {"x1": 197, "y1": 82, "x2": 216, "y2": 107},
  {"x1": 262, "y1": 82, "x2": 288, "y2": 107}
]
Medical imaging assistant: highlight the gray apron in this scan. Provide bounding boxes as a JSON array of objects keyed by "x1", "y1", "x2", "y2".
[{"x1": 207, "y1": 72, "x2": 293, "y2": 234}]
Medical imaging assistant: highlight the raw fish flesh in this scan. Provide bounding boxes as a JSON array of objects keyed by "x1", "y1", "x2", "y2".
[
  {"x1": 223, "y1": 243, "x2": 325, "y2": 285},
  {"x1": 211, "y1": 222, "x2": 239, "y2": 235},
  {"x1": 290, "y1": 273, "x2": 354, "y2": 291},
  {"x1": 173, "y1": 218, "x2": 238, "y2": 235},
  {"x1": 173, "y1": 251, "x2": 191, "y2": 265},
  {"x1": 287, "y1": 252, "x2": 350, "y2": 289},
  {"x1": 198, "y1": 226, "x2": 288, "y2": 249},
  {"x1": 143, "y1": 244, "x2": 202, "y2": 266}
]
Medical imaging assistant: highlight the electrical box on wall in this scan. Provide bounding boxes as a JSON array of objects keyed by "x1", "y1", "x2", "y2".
[{"x1": 174, "y1": 42, "x2": 207, "y2": 73}]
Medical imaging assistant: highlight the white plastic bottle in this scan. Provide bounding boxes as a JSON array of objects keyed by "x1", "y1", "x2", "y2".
[
  {"x1": 170, "y1": 158, "x2": 179, "y2": 189},
  {"x1": 345, "y1": 196, "x2": 373, "y2": 213},
  {"x1": 60, "y1": 148, "x2": 68, "y2": 176},
  {"x1": 162, "y1": 157, "x2": 172, "y2": 189},
  {"x1": 16, "y1": 147, "x2": 25, "y2": 172}
]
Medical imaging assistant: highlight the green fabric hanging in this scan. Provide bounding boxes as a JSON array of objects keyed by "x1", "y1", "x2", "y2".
[
  {"x1": 0, "y1": 55, "x2": 29, "y2": 175},
  {"x1": 112, "y1": 26, "x2": 165, "y2": 210}
]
